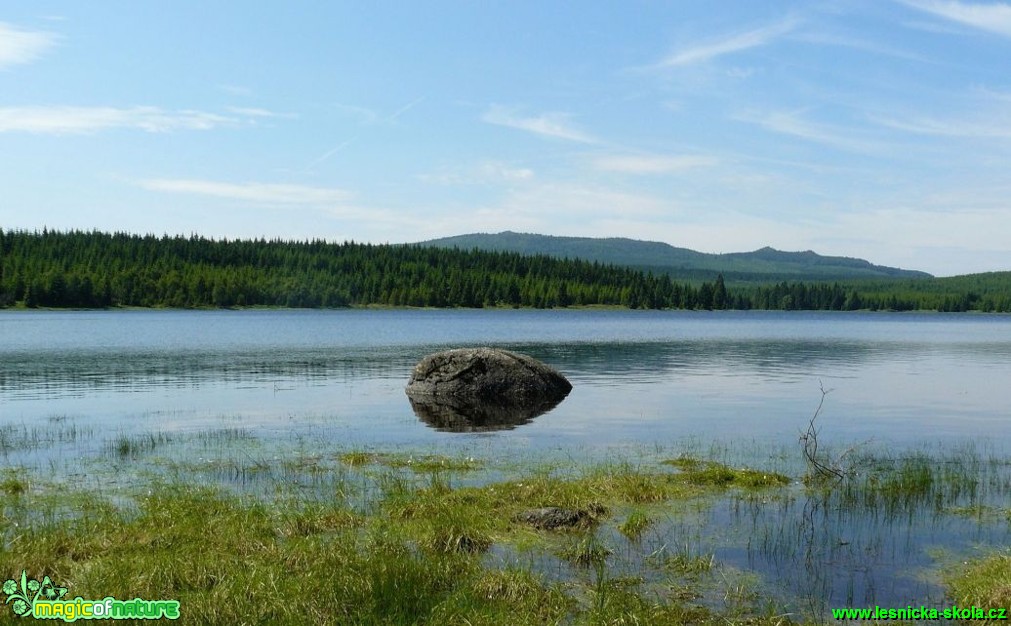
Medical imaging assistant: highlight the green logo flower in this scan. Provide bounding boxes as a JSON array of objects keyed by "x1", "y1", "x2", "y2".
[
  {"x1": 11, "y1": 599, "x2": 28, "y2": 616},
  {"x1": 2, "y1": 570, "x2": 66, "y2": 618}
]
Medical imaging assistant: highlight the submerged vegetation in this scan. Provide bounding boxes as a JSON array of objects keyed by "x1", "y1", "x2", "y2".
[
  {"x1": 3, "y1": 433, "x2": 1011, "y2": 624},
  {"x1": 2, "y1": 228, "x2": 1010, "y2": 311}
]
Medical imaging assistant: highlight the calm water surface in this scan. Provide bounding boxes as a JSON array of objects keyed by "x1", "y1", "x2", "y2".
[
  {"x1": 2, "y1": 309, "x2": 1010, "y2": 615},
  {"x1": 2, "y1": 309, "x2": 1009, "y2": 448}
]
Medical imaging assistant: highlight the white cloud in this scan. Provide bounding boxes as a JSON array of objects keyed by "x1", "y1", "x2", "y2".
[
  {"x1": 137, "y1": 179, "x2": 351, "y2": 206},
  {"x1": 655, "y1": 17, "x2": 798, "y2": 68},
  {"x1": 592, "y1": 154, "x2": 718, "y2": 174},
  {"x1": 0, "y1": 22, "x2": 57, "y2": 69},
  {"x1": 871, "y1": 112, "x2": 1011, "y2": 138},
  {"x1": 739, "y1": 110, "x2": 886, "y2": 153},
  {"x1": 418, "y1": 161, "x2": 534, "y2": 185},
  {"x1": 218, "y1": 84, "x2": 253, "y2": 97},
  {"x1": 407, "y1": 183, "x2": 672, "y2": 241},
  {"x1": 493, "y1": 182, "x2": 671, "y2": 220},
  {"x1": 869, "y1": 88, "x2": 1011, "y2": 139},
  {"x1": 0, "y1": 106, "x2": 235, "y2": 134},
  {"x1": 793, "y1": 32, "x2": 925, "y2": 61},
  {"x1": 331, "y1": 103, "x2": 380, "y2": 124},
  {"x1": 225, "y1": 106, "x2": 292, "y2": 119},
  {"x1": 899, "y1": 0, "x2": 1011, "y2": 37},
  {"x1": 482, "y1": 105, "x2": 598, "y2": 143},
  {"x1": 831, "y1": 205, "x2": 1011, "y2": 274}
]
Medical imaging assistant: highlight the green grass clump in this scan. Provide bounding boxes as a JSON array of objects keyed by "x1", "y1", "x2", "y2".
[
  {"x1": 867, "y1": 454, "x2": 934, "y2": 498},
  {"x1": 276, "y1": 502, "x2": 361, "y2": 538},
  {"x1": 557, "y1": 533, "x2": 612, "y2": 567},
  {"x1": 947, "y1": 550, "x2": 1011, "y2": 611},
  {"x1": 650, "y1": 546, "x2": 716, "y2": 578},
  {"x1": 618, "y1": 509, "x2": 653, "y2": 541},
  {"x1": 107, "y1": 432, "x2": 173, "y2": 459},
  {"x1": 338, "y1": 451, "x2": 378, "y2": 467},
  {"x1": 663, "y1": 456, "x2": 791, "y2": 488},
  {"x1": 383, "y1": 465, "x2": 690, "y2": 536},
  {"x1": 339, "y1": 451, "x2": 481, "y2": 472},
  {"x1": 0, "y1": 474, "x2": 27, "y2": 496},
  {"x1": 427, "y1": 568, "x2": 573, "y2": 625}
]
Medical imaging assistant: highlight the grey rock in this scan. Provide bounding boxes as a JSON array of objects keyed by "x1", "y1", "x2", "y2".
[{"x1": 405, "y1": 347, "x2": 572, "y2": 403}]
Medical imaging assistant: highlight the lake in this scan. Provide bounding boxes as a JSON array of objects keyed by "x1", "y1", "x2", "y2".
[
  {"x1": 2, "y1": 308, "x2": 1010, "y2": 614},
  {"x1": 3, "y1": 309, "x2": 1010, "y2": 452}
]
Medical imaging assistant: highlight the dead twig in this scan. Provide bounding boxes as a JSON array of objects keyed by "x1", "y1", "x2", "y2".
[{"x1": 799, "y1": 381, "x2": 845, "y2": 482}]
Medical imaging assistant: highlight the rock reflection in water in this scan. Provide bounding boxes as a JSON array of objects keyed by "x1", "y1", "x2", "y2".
[{"x1": 408, "y1": 395, "x2": 566, "y2": 432}]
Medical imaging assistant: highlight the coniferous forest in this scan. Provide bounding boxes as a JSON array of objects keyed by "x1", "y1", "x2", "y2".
[{"x1": 0, "y1": 229, "x2": 1008, "y2": 312}]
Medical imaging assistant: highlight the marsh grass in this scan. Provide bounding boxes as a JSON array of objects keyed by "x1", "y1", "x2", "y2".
[
  {"x1": 557, "y1": 533, "x2": 612, "y2": 567},
  {"x1": 0, "y1": 471, "x2": 27, "y2": 496},
  {"x1": 4, "y1": 439, "x2": 1011, "y2": 624},
  {"x1": 338, "y1": 451, "x2": 481, "y2": 472},
  {"x1": 0, "y1": 451, "x2": 806, "y2": 625},
  {"x1": 828, "y1": 447, "x2": 1008, "y2": 517},
  {"x1": 618, "y1": 509, "x2": 652, "y2": 541},
  {"x1": 0, "y1": 420, "x2": 95, "y2": 452},
  {"x1": 947, "y1": 550, "x2": 1011, "y2": 612},
  {"x1": 107, "y1": 432, "x2": 173, "y2": 459},
  {"x1": 663, "y1": 456, "x2": 792, "y2": 488},
  {"x1": 648, "y1": 542, "x2": 716, "y2": 578}
]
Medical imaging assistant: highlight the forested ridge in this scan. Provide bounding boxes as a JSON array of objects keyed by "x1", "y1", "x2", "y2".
[
  {"x1": 0, "y1": 229, "x2": 1008, "y2": 312},
  {"x1": 418, "y1": 231, "x2": 931, "y2": 281},
  {"x1": 0, "y1": 229, "x2": 721, "y2": 309}
]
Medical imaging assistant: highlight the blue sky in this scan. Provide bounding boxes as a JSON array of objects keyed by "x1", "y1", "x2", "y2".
[{"x1": 2, "y1": 1, "x2": 1010, "y2": 276}]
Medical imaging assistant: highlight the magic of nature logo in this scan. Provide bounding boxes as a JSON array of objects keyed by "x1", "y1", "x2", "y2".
[{"x1": 3, "y1": 570, "x2": 179, "y2": 621}]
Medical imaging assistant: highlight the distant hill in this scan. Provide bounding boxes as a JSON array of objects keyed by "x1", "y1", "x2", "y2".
[{"x1": 415, "y1": 231, "x2": 932, "y2": 282}]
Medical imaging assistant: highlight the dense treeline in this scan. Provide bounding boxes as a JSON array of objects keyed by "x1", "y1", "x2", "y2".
[
  {"x1": 0, "y1": 229, "x2": 725, "y2": 310},
  {"x1": 0, "y1": 229, "x2": 1007, "y2": 312},
  {"x1": 730, "y1": 277, "x2": 1010, "y2": 312}
]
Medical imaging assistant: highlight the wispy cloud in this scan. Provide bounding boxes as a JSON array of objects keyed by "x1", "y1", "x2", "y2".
[
  {"x1": 225, "y1": 106, "x2": 294, "y2": 119},
  {"x1": 793, "y1": 32, "x2": 925, "y2": 61},
  {"x1": 899, "y1": 0, "x2": 1011, "y2": 37},
  {"x1": 137, "y1": 179, "x2": 351, "y2": 205},
  {"x1": 482, "y1": 105, "x2": 598, "y2": 143},
  {"x1": 331, "y1": 103, "x2": 380, "y2": 124},
  {"x1": 496, "y1": 183, "x2": 670, "y2": 220},
  {"x1": 654, "y1": 17, "x2": 798, "y2": 68},
  {"x1": 870, "y1": 88, "x2": 1011, "y2": 138},
  {"x1": 418, "y1": 161, "x2": 534, "y2": 185},
  {"x1": 739, "y1": 110, "x2": 886, "y2": 153},
  {"x1": 871, "y1": 112, "x2": 1011, "y2": 138},
  {"x1": 218, "y1": 84, "x2": 253, "y2": 97},
  {"x1": 592, "y1": 153, "x2": 718, "y2": 174},
  {"x1": 0, "y1": 106, "x2": 235, "y2": 134},
  {"x1": 0, "y1": 22, "x2": 57, "y2": 69}
]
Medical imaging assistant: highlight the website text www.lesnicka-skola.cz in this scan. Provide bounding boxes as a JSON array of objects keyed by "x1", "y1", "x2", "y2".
[{"x1": 832, "y1": 605, "x2": 1007, "y2": 621}]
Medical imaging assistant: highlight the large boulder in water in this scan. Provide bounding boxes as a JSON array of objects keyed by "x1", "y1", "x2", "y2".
[
  {"x1": 405, "y1": 348, "x2": 571, "y2": 431},
  {"x1": 406, "y1": 347, "x2": 571, "y2": 403}
]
